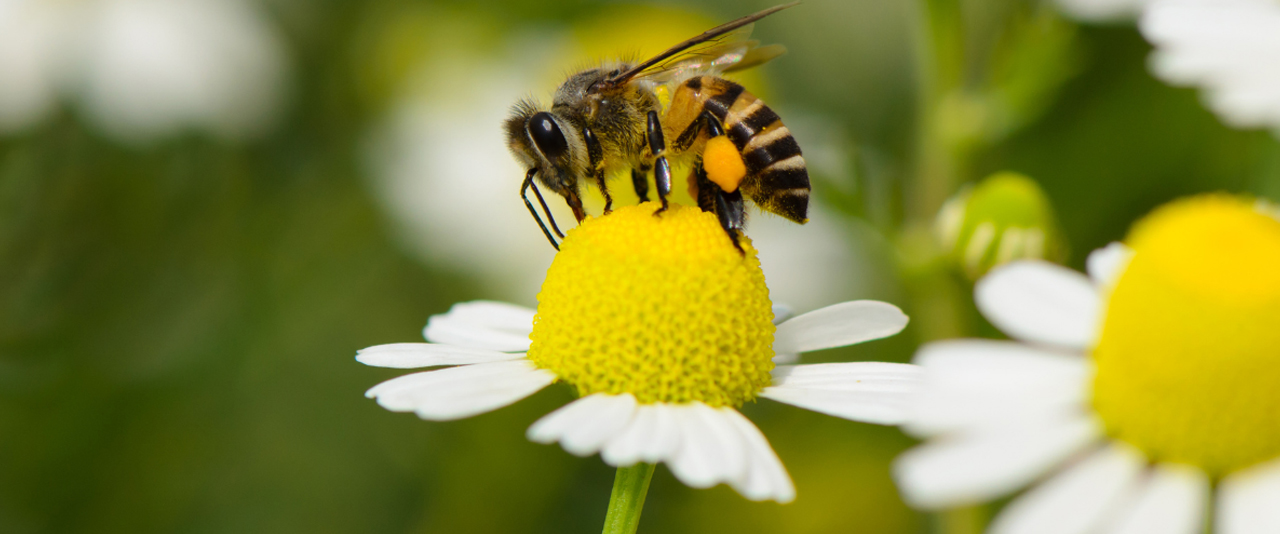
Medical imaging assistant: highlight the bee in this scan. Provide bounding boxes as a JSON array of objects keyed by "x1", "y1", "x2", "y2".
[{"x1": 505, "y1": 2, "x2": 808, "y2": 251}]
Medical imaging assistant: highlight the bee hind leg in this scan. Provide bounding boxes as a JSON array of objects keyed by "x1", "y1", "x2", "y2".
[
  {"x1": 716, "y1": 189, "x2": 746, "y2": 254},
  {"x1": 646, "y1": 110, "x2": 672, "y2": 215},
  {"x1": 693, "y1": 160, "x2": 746, "y2": 254}
]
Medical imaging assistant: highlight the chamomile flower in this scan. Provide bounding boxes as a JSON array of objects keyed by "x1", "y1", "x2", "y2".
[
  {"x1": 358, "y1": 203, "x2": 917, "y2": 503},
  {"x1": 0, "y1": 0, "x2": 289, "y2": 142},
  {"x1": 893, "y1": 194, "x2": 1280, "y2": 533}
]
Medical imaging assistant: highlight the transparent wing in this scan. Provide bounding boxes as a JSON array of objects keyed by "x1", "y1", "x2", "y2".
[
  {"x1": 603, "y1": 3, "x2": 797, "y2": 88},
  {"x1": 631, "y1": 25, "x2": 766, "y2": 84}
]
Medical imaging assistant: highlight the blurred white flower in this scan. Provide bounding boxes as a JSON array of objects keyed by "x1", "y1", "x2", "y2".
[
  {"x1": 1052, "y1": 0, "x2": 1156, "y2": 22},
  {"x1": 363, "y1": 34, "x2": 571, "y2": 302},
  {"x1": 0, "y1": 0, "x2": 289, "y2": 142},
  {"x1": 894, "y1": 195, "x2": 1280, "y2": 533},
  {"x1": 1140, "y1": 0, "x2": 1280, "y2": 131}
]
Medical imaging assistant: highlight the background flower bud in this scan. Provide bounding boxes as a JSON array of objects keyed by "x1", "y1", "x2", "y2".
[{"x1": 935, "y1": 171, "x2": 1065, "y2": 278}]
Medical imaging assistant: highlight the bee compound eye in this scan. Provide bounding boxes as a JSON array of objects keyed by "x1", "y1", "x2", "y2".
[{"x1": 528, "y1": 112, "x2": 569, "y2": 161}]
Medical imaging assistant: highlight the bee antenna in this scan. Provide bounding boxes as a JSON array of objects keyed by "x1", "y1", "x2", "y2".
[{"x1": 521, "y1": 169, "x2": 564, "y2": 250}]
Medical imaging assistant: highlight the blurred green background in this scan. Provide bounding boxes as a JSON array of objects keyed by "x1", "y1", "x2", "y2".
[{"x1": 1, "y1": 0, "x2": 1276, "y2": 533}]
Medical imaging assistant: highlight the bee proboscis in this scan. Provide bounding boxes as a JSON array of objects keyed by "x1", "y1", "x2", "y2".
[{"x1": 505, "y1": 2, "x2": 809, "y2": 251}]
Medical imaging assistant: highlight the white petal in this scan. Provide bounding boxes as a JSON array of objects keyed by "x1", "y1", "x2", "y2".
[
  {"x1": 601, "y1": 403, "x2": 682, "y2": 466},
  {"x1": 365, "y1": 359, "x2": 555, "y2": 420},
  {"x1": 668, "y1": 403, "x2": 748, "y2": 489},
  {"x1": 1085, "y1": 243, "x2": 1132, "y2": 288},
  {"x1": 600, "y1": 404, "x2": 658, "y2": 466},
  {"x1": 761, "y1": 362, "x2": 922, "y2": 425},
  {"x1": 1053, "y1": 0, "x2": 1152, "y2": 23},
  {"x1": 1218, "y1": 456, "x2": 1280, "y2": 534},
  {"x1": 771, "y1": 352, "x2": 800, "y2": 364},
  {"x1": 975, "y1": 261, "x2": 1099, "y2": 349},
  {"x1": 1103, "y1": 463, "x2": 1208, "y2": 534},
  {"x1": 905, "y1": 340, "x2": 1092, "y2": 437},
  {"x1": 423, "y1": 300, "x2": 535, "y2": 352},
  {"x1": 893, "y1": 413, "x2": 1102, "y2": 509},
  {"x1": 1140, "y1": 0, "x2": 1280, "y2": 131},
  {"x1": 991, "y1": 442, "x2": 1147, "y2": 534},
  {"x1": 773, "y1": 300, "x2": 909, "y2": 354},
  {"x1": 721, "y1": 408, "x2": 796, "y2": 503},
  {"x1": 527, "y1": 393, "x2": 637, "y2": 457},
  {"x1": 355, "y1": 343, "x2": 523, "y2": 369}
]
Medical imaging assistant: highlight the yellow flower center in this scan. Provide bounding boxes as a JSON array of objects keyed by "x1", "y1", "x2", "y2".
[
  {"x1": 1092, "y1": 195, "x2": 1280, "y2": 476},
  {"x1": 528, "y1": 202, "x2": 776, "y2": 406}
]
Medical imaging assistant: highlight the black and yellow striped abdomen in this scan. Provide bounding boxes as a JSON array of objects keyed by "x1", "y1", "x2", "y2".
[{"x1": 664, "y1": 75, "x2": 810, "y2": 224}]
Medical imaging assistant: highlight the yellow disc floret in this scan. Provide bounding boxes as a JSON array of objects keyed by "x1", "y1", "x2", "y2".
[
  {"x1": 1092, "y1": 195, "x2": 1280, "y2": 475},
  {"x1": 703, "y1": 136, "x2": 747, "y2": 193},
  {"x1": 528, "y1": 202, "x2": 775, "y2": 406}
]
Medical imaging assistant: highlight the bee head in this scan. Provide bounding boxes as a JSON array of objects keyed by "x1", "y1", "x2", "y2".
[{"x1": 505, "y1": 99, "x2": 588, "y2": 196}]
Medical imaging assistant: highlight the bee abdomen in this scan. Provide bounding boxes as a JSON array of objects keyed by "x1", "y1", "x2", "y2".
[{"x1": 697, "y1": 76, "x2": 809, "y2": 224}]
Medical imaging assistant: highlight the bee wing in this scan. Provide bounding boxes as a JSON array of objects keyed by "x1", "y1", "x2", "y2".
[
  {"x1": 633, "y1": 28, "x2": 788, "y2": 85},
  {"x1": 604, "y1": 2, "x2": 797, "y2": 87},
  {"x1": 722, "y1": 43, "x2": 787, "y2": 74}
]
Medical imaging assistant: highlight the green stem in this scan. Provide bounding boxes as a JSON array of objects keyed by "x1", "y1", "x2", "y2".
[
  {"x1": 935, "y1": 505, "x2": 985, "y2": 534},
  {"x1": 914, "y1": 3, "x2": 987, "y2": 534},
  {"x1": 912, "y1": 0, "x2": 967, "y2": 224},
  {"x1": 600, "y1": 463, "x2": 656, "y2": 534}
]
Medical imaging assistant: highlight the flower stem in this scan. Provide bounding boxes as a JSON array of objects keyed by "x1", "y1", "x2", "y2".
[
  {"x1": 935, "y1": 505, "x2": 985, "y2": 534},
  {"x1": 600, "y1": 463, "x2": 656, "y2": 534}
]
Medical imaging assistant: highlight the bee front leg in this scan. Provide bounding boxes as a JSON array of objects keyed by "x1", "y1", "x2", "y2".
[
  {"x1": 583, "y1": 127, "x2": 612, "y2": 214},
  {"x1": 647, "y1": 110, "x2": 672, "y2": 215},
  {"x1": 565, "y1": 186, "x2": 587, "y2": 223}
]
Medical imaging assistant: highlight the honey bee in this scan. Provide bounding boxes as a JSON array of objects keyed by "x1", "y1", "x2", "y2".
[{"x1": 505, "y1": 2, "x2": 808, "y2": 251}]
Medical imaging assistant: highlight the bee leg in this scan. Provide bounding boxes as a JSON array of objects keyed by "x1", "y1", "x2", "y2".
[
  {"x1": 694, "y1": 158, "x2": 745, "y2": 254},
  {"x1": 692, "y1": 159, "x2": 717, "y2": 213},
  {"x1": 565, "y1": 186, "x2": 588, "y2": 223},
  {"x1": 647, "y1": 111, "x2": 672, "y2": 215},
  {"x1": 521, "y1": 169, "x2": 561, "y2": 250},
  {"x1": 631, "y1": 168, "x2": 649, "y2": 201},
  {"x1": 715, "y1": 189, "x2": 746, "y2": 254},
  {"x1": 595, "y1": 170, "x2": 613, "y2": 214},
  {"x1": 583, "y1": 126, "x2": 611, "y2": 214},
  {"x1": 702, "y1": 109, "x2": 725, "y2": 137},
  {"x1": 653, "y1": 157, "x2": 672, "y2": 214}
]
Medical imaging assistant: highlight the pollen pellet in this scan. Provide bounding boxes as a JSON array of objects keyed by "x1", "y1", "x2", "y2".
[
  {"x1": 527, "y1": 203, "x2": 775, "y2": 406},
  {"x1": 703, "y1": 136, "x2": 747, "y2": 193}
]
